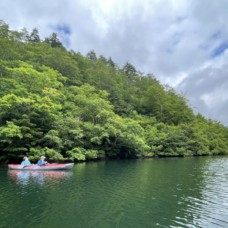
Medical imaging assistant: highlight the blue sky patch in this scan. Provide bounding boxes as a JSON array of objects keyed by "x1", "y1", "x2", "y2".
[
  {"x1": 211, "y1": 41, "x2": 228, "y2": 57},
  {"x1": 50, "y1": 24, "x2": 71, "y2": 47},
  {"x1": 54, "y1": 24, "x2": 71, "y2": 35}
]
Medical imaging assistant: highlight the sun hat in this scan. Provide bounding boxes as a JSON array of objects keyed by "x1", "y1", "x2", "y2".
[{"x1": 41, "y1": 156, "x2": 46, "y2": 159}]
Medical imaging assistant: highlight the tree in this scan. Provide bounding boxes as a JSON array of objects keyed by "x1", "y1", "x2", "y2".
[
  {"x1": 86, "y1": 50, "x2": 97, "y2": 63},
  {"x1": 122, "y1": 62, "x2": 138, "y2": 81},
  {"x1": 44, "y1": 32, "x2": 63, "y2": 48},
  {"x1": 107, "y1": 57, "x2": 115, "y2": 68},
  {"x1": 0, "y1": 20, "x2": 228, "y2": 161},
  {"x1": 28, "y1": 28, "x2": 41, "y2": 43},
  {"x1": 0, "y1": 20, "x2": 9, "y2": 39},
  {"x1": 20, "y1": 28, "x2": 30, "y2": 42}
]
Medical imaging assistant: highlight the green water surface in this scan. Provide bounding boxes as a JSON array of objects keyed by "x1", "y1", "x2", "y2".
[{"x1": 0, "y1": 156, "x2": 228, "y2": 228}]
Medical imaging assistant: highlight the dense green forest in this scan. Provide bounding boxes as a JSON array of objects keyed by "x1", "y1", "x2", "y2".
[{"x1": 0, "y1": 20, "x2": 228, "y2": 163}]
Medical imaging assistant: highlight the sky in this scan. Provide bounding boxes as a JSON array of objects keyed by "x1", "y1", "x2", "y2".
[{"x1": 0, "y1": 0, "x2": 228, "y2": 126}]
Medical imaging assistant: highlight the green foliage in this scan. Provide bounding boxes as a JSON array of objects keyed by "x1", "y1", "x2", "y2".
[
  {"x1": 0, "y1": 121, "x2": 23, "y2": 143},
  {"x1": 66, "y1": 147, "x2": 86, "y2": 161},
  {"x1": 28, "y1": 28, "x2": 41, "y2": 43},
  {"x1": 44, "y1": 33, "x2": 63, "y2": 48},
  {"x1": 0, "y1": 20, "x2": 9, "y2": 39},
  {"x1": 29, "y1": 147, "x2": 64, "y2": 162},
  {"x1": 42, "y1": 130, "x2": 63, "y2": 150},
  {"x1": 66, "y1": 147, "x2": 104, "y2": 161},
  {"x1": 43, "y1": 147, "x2": 64, "y2": 161},
  {"x1": 0, "y1": 20, "x2": 228, "y2": 162}
]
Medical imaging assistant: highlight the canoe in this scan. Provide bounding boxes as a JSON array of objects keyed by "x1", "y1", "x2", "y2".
[{"x1": 8, "y1": 163, "x2": 74, "y2": 171}]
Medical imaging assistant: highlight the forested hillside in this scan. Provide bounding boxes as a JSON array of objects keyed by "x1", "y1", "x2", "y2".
[{"x1": 0, "y1": 20, "x2": 228, "y2": 162}]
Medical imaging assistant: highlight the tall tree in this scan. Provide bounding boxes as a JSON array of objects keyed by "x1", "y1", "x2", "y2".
[
  {"x1": 86, "y1": 50, "x2": 97, "y2": 63},
  {"x1": 29, "y1": 28, "x2": 41, "y2": 43},
  {"x1": 0, "y1": 20, "x2": 9, "y2": 39},
  {"x1": 44, "y1": 32, "x2": 63, "y2": 48}
]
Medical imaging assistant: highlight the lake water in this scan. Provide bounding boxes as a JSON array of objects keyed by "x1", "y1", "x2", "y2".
[{"x1": 0, "y1": 157, "x2": 228, "y2": 228}]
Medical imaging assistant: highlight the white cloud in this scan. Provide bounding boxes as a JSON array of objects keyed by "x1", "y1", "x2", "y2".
[
  {"x1": 177, "y1": 50, "x2": 228, "y2": 126},
  {"x1": 0, "y1": 0, "x2": 228, "y2": 125}
]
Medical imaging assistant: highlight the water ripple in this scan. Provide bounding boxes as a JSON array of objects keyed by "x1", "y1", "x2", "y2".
[{"x1": 1, "y1": 157, "x2": 228, "y2": 227}]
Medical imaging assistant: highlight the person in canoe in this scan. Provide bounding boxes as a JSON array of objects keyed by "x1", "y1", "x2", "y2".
[
  {"x1": 20, "y1": 156, "x2": 31, "y2": 168},
  {"x1": 37, "y1": 156, "x2": 48, "y2": 166}
]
